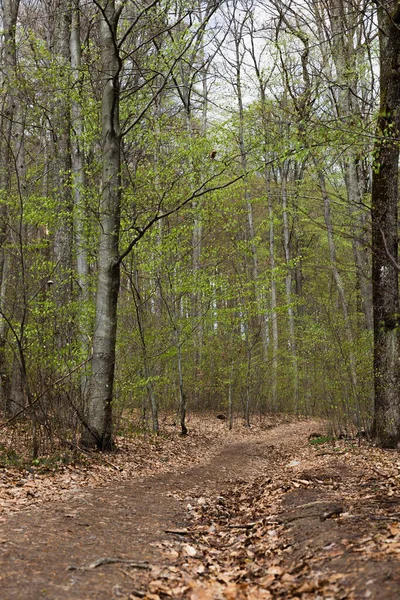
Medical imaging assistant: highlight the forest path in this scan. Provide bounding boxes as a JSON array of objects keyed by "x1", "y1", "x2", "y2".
[
  {"x1": 2, "y1": 419, "x2": 400, "y2": 599},
  {"x1": 0, "y1": 420, "x2": 317, "y2": 599}
]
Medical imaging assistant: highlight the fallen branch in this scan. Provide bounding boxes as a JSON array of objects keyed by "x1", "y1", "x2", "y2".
[
  {"x1": 68, "y1": 558, "x2": 150, "y2": 571},
  {"x1": 164, "y1": 528, "x2": 190, "y2": 535},
  {"x1": 282, "y1": 504, "x2": 344, "y2": 524},
  {"x1": 320, "y1": 505, "x2": 344, "y2": 521},
  {"x1": 371, "y1": 466, "x2": 388, "y2": 478},
  {"x1": 289, "y1": 500, "x2": 338, "y2": 510},
  {"x1": 362, "y1": 514, "x2": 400, "y2": 522},
  {"x1": 128, "y1": 590, "x2": 146, "y2": 598}
]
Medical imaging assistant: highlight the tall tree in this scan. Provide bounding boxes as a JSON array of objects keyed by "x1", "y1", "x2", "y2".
[
  {"x1": 81, "y1": 0, "x2": 122, "y2": 449},
  {"x1": 0, "y1": 0, "x2": 20, "y2": 410},
  {"x1": 46, "y1": 0, "x2": 74, "y2": 320},
  {"x1": 371, "y1": 0, "x2": 400, "y2": 447}
]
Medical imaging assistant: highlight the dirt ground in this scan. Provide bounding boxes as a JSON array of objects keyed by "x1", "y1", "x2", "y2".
[{"x1": 0, "y1": 419, "x2": 400, "y2": 599}]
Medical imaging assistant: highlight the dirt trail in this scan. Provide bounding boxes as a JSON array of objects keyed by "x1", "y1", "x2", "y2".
[{"x1": 0, "y1": 421, "x2": 316, "y2": 599}]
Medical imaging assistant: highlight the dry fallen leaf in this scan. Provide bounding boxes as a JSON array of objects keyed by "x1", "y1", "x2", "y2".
[
  {"x1": 183, "y1": 544, "x2": 198, "y2": 557},
  {"x1": 189, "y1": 585, "x2": 216, "y2": 600},
  {"x1": 295, "y1": 581, "x2": 319, "y2": 594}
]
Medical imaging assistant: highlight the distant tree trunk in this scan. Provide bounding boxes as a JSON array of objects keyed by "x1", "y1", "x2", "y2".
[
  {"x1": 49, "y1": 1, "x2": 74, "y2": 326},
  {"x1": 326, "y1": 0, "x2": 373, "y2": 332},
  {"x1": 233, "y1": 15, "x2": 267, "y2": 358},
  {"x1": 70, "y1": 0, "x2": 90, "y2": 396},
  {"x1": 245, "y1": 345, "x2": 251, "y2": 427},
  {"x1": 131, "y1": 263, "x2": 159, "y2": 434},
  {"x1": 0, "y1": 0, "x2": 20, "y2": 411},
  {"x1": 251, "y1": 43, "x2": 279, "y2": 411},
  {"x1": 177, "y1": 334, "x2": 187, "y2": 436},
  {"x1": 318, "y1": 170, "x2": 359, "y2": 414},
  {"x1": 228, "y1": 359, "x2": 234, "y2": 430},
  {"x1": 169, "y1": 2, "x2": 213, "y2": 397},
  {"x1": 281, "y1": 162, "x2": 299, "y2": 412},
  {"x1": 371, "y1": 0, "x2": 400, "y2": 447},
  {"x1": 70, "y1": 0, "x2": 89, "y2": 296},
  {"x1": 268, "y1": 173, "x2": 279, "y2": 411},
  {"x1": 82, "y1": 1, "x2": 121, "y2": 449},
  {"x1": 346, "y1": 162, "x2": 373, "y2": 331},
  {"x1": 9, "y1": 108, "x2": 28, "y2": 417}
]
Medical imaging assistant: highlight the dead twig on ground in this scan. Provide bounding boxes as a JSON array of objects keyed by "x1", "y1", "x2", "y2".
[
  {"x1": 67, "y1": 558, "x2": 150, "y2": 571},
  {"x1": 164, "y1": 528, "x2": 190, "y2": 535}
]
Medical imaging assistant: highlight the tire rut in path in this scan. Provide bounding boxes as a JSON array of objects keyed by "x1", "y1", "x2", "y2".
[{"x1": 0, "y1": 421, "x2": 316, "y2": 599}]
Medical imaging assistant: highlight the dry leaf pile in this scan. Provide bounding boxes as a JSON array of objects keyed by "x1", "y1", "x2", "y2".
[{"x1": 141, "y1": 437, "x2": 400, "y2": 600}]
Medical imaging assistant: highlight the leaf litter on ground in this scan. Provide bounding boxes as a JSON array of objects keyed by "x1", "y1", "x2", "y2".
[
  {"x1": 1, "y1": 414, "x2": 400, "y2": 599},
  {"x1": 140, "y1": 430, "x2": 400, "y2": 600}
]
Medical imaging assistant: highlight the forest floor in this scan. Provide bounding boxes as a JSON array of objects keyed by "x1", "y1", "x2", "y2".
[{"x1": 1, "y1": 414, "x2": 400, "y2": 599}]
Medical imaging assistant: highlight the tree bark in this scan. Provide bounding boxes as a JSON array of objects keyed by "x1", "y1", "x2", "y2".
[
  {"x1": 0, "y1": 0, "x2": 20, "y2": 410},
  {"x1": 70, "y1": 0, "x2": 90, "y2": 397},
  {"x1": 371, "y1": 0, "x2": 400, "y2": 447},
  {"x1": 318, "y1": 170, "x2": 359, "y2": 416},
  {"x1": 82, "y1": 1, "x2": 121, "y2": 449},
  {"x1": 268, "y1": 191, "x2": 279, "y2": 412},
  {"x1": 132, "y1": 263, "x2": 159, "y2": 434},
  {"x1": 232, "y1": 10, "x2": 267, "y2": 359},
  {"x1": 49, "y1": 1, "x2": 74, "y2": 322},
  {"x1": 281, "y1": 163, "x2": 299, "y2": 412},
  {"x1": 326, "y1": 0, "x2": 373, "y2": 331}
]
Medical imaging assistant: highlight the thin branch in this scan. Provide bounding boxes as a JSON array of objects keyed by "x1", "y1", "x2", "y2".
[
  {"x1": 378, "y1": 225, "x2": 400, "y2": 272},
  {"x1": 116, "y1": 172, "x2": 244, "y2": 265},
  {"x1": 0, "y1": 357, "x2": 92, "y2": 430}
]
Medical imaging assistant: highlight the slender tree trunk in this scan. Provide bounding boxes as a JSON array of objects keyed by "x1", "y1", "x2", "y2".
[
  {"x1": 9, "y1": 108, "x2": 29, "y2": 416},
  {"x1": 70, "y1": 0, "x2": 89, "y2": 300},
  {"x1": 346, "y1": 162, "x2": 373, "y2": 331},
  {"x1": 70, "y1": 0, "x2": 90, "y2": 396},
  {"x1": 253, "y1": 58, "x2": 279, "y2": 411},
  {"x1": 371, "y1": 1, "x2": 400, "y2": 447},
  {"x1": 326, "y1": 0, "x2": 373, "y2": 332},
  {"x1": 245, "y1": 345, "x2": 251, "y2": 427},
  {"x1": 318, "y1": 171, "x2": 359, "y2": 417},
  {"x1": 50, "y1": 1, "x2": 74, "y2": 325},
  {"x1": 267, "y1": 169, "x2": 279, "y2": 412},
  {"x1": 132, "y1": 264, "x2": 159, "y2": 434},
  {"x1": 0, "y1": 0, "x2": 20, "y2": 410},
  {"x1": 82, "y1": 2, "x2": 121, "y2": 449},
  {"x1": 176, "y1": 330, "x2": 187, "y2": 436},
  {"x1": 234, "y1": 26, "x2": 267, "y2": 358},
  {"x1": 281, "y1": 164, "x2": 299, "y2": 412},
  {"x1": 228, "y1": 359, "x2": 234, "y2": 430}
]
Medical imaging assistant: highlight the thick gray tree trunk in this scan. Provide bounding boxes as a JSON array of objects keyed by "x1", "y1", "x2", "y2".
[{"x1": 82, "y1": 1, "x2": 121, "y2": 449}]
